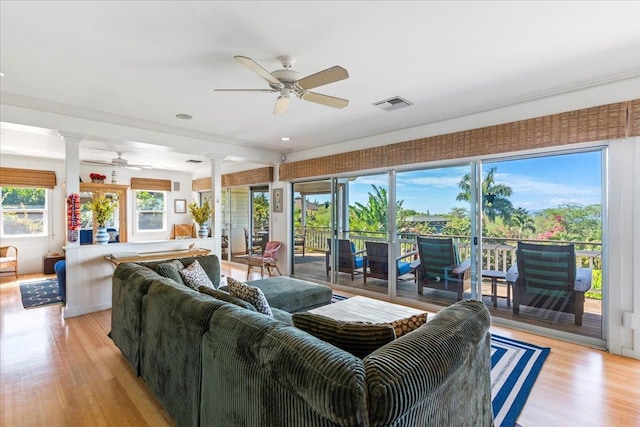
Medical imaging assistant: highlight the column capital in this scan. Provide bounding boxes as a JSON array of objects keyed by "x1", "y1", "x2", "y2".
[{"x1": 57, "y1": 131, "x2": 86, "y2": 144}]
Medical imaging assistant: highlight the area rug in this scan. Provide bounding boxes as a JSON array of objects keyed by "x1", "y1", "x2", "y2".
[
  {"x1": 491, "y1": 334, "x2": 550, "y2": 427},
  {"x1": 19, "y1": 278, "x2": 63, "y2": 309}
]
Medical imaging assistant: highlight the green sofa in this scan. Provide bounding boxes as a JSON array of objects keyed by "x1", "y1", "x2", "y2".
[{"x1": 110, "y1": 255, "x2": 493, "y2": 427}]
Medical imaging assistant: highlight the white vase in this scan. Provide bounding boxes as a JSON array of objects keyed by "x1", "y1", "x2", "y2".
[
  {"x1": 198, "y1": 223, "x2": 209, "y2": 239},
  {"x1": 95, "y1": 226, "x2": 110, "y2": 245}
]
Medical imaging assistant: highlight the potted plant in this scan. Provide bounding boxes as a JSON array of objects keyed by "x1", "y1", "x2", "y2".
[
  {"x1": 87, "y1": 195, "x2": 118, "y2": 244},
  {"x1": 189, "y1": 199, "x2": 212, "y2": 238},
  {"x1": 90, "y1": 173, "x2": 107, "y2": 183}
]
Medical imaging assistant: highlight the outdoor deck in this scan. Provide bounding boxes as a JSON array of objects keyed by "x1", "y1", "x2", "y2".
[{"x1": 291, "y1": 252, "x2": 603, "y2": 340}]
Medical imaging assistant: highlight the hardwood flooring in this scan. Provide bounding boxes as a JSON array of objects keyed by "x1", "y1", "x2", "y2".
[{"x1": 1, "y1": 265, "x2": 638, "y2": 427}]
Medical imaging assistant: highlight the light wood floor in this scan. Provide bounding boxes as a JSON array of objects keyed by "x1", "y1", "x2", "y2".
[{"x1": 1, "y1": 265, "x2": 639, "y2": 427}]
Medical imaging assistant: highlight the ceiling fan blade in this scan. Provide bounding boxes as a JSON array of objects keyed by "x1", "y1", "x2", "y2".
[
  {"x1": 234, "y1": 55, "x2": 283, "y2": 87},
  {"x1": 273, "y1": 96, "x2": 290, "y2": 115},
  {"x1": 82, "y1": 159, "x2": 113, "y2": 166},
  {"x1": 295, "y1": 66, "x2": 349, "y2": 90},
  {"x1": 214, "y1": 89, "x2": 276, "y2": 93},
  {"x1": 300, "y1": 92, "x2": 349, "y2": 109}
]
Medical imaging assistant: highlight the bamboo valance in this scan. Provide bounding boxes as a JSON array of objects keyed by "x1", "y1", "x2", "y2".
[
  {"x1": 279, "y1": 99, "x2": 638, "y2": 181},
  {"x1": 192, "y1": 166, "x2": 274, "y2": 190},
  {"x1": 0, "y1": 167, "x2": 57, "y2": 189},
  {"x1": 130, "y1": 177, "x2": 171, "y2": 191}
]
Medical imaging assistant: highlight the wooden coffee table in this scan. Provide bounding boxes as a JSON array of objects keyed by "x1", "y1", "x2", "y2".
[{"x1": 308, "y1": 295, "x2": 427, "y2": 324}]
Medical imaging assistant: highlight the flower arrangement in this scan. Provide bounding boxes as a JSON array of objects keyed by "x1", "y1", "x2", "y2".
[
  {"x1": 188, "y1": 198, "x2": 212, "y2": 225},
  {"x1": 90, "y1": 173, "x2": 107, "y2": 183},
  {"x1": 87, "y1": 195, "x2": 118, "y2": 227}
]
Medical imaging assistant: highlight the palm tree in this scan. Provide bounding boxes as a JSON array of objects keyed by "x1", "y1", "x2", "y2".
[
  {"x1": 456, "y1": 167, "x2": 514, "y2": 222},
  {"x1": 509, "y1": 207, "x2": 536, "y2": 238}
]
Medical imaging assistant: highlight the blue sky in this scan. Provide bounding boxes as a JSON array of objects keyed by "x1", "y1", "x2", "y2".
[{"x1": 313, "y1": 150, "x2": 602, "y2": 215}]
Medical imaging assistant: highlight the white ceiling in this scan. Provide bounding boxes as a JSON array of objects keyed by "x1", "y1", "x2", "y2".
[{"x1": 1, "y1": 1, "x2": 639, "y2": 174}]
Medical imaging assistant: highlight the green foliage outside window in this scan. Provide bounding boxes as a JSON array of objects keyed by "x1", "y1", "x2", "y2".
[{"x1": 1, "y1": 187, "x2": 46, "y2": 235}]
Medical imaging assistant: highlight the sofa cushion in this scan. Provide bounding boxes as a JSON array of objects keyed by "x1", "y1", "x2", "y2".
[
  {"x1": 227, "y1": 277, "x2": 273, "y2": 317},
  {"x1": 156, "y1": 260, "x2": 186, "y2": 286},
  {"x1": 292, "y1": 312, "x2": 396, "y2": 358},
  {"x1": 245, "y1": 276, "x2": 333, "y2": 312},
  {"x1": 198, "y1": 286, "x2": 257, "y2": 312},
  {"x1": 180, "y1": 260, "x2": 215, "y2": 290}
]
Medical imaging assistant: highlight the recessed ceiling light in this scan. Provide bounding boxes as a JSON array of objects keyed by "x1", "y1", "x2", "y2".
[
  {"x1": 0, "y1": 72, "x2": 5, "y2": 77},
  {"x1": 176, "y1": 113, "x2": 192, "y2": 120},
  {"x1": 281, "y1": 137, "x2": 291, "y2": 141}
]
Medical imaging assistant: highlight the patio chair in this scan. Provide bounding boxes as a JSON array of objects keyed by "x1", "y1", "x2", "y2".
[
  {"x1": 294, "y1": 229, "x2": 307, "y2": 256},
  {"x1": 0, "y1": 245, "x2": 18, "y2": 280},
  {"x1": 513, "y1": 242, "x2": 584, "y2": 325},
  {"x1": 415, "y1": 236, "x2": 470, "y2": 300},
  {"x1": 247, "y1": 241, "x2": 282, "y2": 279},
  {"x1": 325, "y1": 239, "x2": 365, "y2": 281},
  {"x1": 244, "y1": 228, "x2": 265, "y2": 254},
  {"x1": 363, "y1": 241, "x2": 417, "y2": 284}
]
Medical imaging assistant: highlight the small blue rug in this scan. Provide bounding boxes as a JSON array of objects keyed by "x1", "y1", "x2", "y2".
[
  {"x1": 491, "y1": 334, "x2": 550, "y2": 427},
  {"x1": 19, "y1": 278, "x2": 62, "y2": 309}
]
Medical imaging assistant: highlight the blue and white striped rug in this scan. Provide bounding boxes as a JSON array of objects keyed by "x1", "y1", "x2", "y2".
[
  {"x1": 330, "y1": 294, "x2": 548, "y2": 427},
  {"x1": 491, "y1": 334, "x2": 550, "y2": 427}
]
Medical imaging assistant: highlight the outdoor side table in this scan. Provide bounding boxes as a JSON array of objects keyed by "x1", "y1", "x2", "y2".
[{"x1": 482, "y1": 270, "x2": 508, "y2": 308}]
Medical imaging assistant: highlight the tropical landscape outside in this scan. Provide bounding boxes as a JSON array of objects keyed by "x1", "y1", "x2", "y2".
[{"x1": 292, "y1": 149, "x2": 604, "y2": 341}]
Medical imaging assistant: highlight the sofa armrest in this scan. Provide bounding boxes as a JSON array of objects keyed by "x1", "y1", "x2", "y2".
[
  {"x1": 364, "y1": 300, "x2": 492, "y2": 426},
  {"x1": 201, "y1": 305, "x2": 369, "y2": 427}
]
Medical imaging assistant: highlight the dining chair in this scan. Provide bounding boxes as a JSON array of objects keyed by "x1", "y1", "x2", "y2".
[{"x1": 247, "y1": 241, "x2": 282, "y2": 279}]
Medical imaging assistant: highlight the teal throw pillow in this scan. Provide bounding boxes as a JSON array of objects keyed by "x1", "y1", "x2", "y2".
[
  {"x1": 156, "y1": 260, "x2": 186, "y2": 286},
  {"x1": 227, "y1": 277, "x2": 273, "y2": 317},
  {"x1": 292, "y1": 312, "x2": 396, "y2": 358}
]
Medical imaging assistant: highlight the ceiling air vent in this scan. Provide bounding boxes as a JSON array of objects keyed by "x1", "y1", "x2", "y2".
[
  {"x1": 373, "y1": 96, "x2": 413, "y2": 112},
  {"x1": 186, "y1": 159, "x2": 203, "y2": 164}
]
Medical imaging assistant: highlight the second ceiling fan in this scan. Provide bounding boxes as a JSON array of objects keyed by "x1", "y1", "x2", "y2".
[{"x1": 215, "y1": 55, "x2": 349, "y2": 115}]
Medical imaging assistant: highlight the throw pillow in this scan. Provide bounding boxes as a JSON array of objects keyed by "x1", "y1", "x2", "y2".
[
  {"x1": 391, "y1": 313, "x2": 428, "y2": 338},
  {"x1": 179, "y1": 259, "x2": 215, "y2": 290},
  {"x1": 198, "y1": 286, "x2": 257, "y2": 312},
  {"x1": 226, "y1": 277, "x2": 273, "y2": 317},
  {"x1": 155, "y1": 260, "x2": 186, "y2": 286},
  {"x1": 292, "y1": 312, "x2": 396, "y2": 358}
]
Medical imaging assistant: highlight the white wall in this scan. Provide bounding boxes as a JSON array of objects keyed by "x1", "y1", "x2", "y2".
[{"x1": 1, "y1": 153, "x2": 198, "y2": 274}]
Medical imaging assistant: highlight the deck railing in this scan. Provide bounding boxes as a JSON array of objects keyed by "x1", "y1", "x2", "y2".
[{"x1": 298, "y1": 227, "x2": 602, "y2": 298}]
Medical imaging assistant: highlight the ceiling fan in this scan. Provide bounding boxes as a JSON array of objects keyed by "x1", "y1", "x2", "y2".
[
  {"x1": 82, "y1": 152, "x2": 152, "y2": 171},
  {"x1": 215, "y1": 55, "x2": 349, "y2": 115}
]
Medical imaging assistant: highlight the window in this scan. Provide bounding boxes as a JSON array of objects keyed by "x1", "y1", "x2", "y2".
[
  {"x1": 1, "y1": 186, "x2": 48, "y2": 236},
  {"x1": 135, "y1": 190, "x2": 166, "y2": 231}
]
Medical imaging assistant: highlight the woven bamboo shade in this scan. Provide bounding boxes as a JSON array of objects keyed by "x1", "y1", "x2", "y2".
[
  {"x1": 280, "y1": 99, "x2": 637, "y2": 181},
  {"x1": 629, "y1": 99, "x2": 640, "y2": 137},
  {"x1": 222, "y1": 167, "x2": 273, "y2": 187},
  {"x1": 0, "y1": 167, "x2": 57, "y2": 189},
  {"x1": 130, "y1": 177, "x2": 171, "y2": 191},
  {"x1": 193, "y1": 167, "x2": 274, "y2": 190},
  {"x1": 192, "y1": 177, "x2": 211, "y2": 191}
]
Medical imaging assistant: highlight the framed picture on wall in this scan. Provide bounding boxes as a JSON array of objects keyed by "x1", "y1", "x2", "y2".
[
  {"x1": 273, "y1": 188, "x2": 283, "y2": 213},
  {"x1": 174, "y1": 199, "x2": 187, "y2": 213}
]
